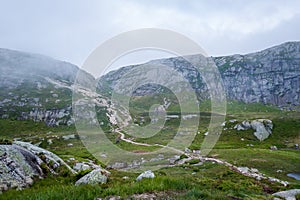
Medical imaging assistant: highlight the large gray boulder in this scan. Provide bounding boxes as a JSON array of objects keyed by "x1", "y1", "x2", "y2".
[
  {"x1": 234, "y1": 119, "x2": 273, "y2": 141},
  {"x1": 75, "y1": 168, "x2": 110, "y2": 185},
  {"x1": 0, "y1": 144, "x2": 43, "y2": 191},
  {"x1": 14, "y1": 141, "x2": 75, "y2": 174},
  {"x1": 273, "y1": 189, "x2": 300, "y2": 200},
  {"x1": 0, "y1": 142, "x2": 74, "y2": 192}
]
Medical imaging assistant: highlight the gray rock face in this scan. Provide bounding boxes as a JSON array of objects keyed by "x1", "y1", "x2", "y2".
[
  {"x1": 234, "y1": 119, "x2": 273, "y2": 141},
  {"x1": 75, "y1": 168, "x2": 110, "y2": 185},
  {"x1": 13, "y1": 141, "x2": 75, "y2": 174},
  {"x1": 0, "y1": 142, "x2": 74, "y2": 192},
  {"x1": 0, "y1": 144, "x2": 42, "y2": 191},
  {"x1": 273, "y1": 189, "x2": 300, "y2": 200},
  {"x1": 18, "y1": 107, "x2": 74, "y2": 126},
  {"x1": 99, "y1": 42, "x2": 300, "y2": 110},
  {"x1": 136, "y1": 170, "x2": 155, "y2": 181}
]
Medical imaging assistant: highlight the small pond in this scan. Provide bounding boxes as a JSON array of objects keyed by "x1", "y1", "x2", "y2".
[{"x1": 287, "y1": 173, "x2": 300, "y2": 180}]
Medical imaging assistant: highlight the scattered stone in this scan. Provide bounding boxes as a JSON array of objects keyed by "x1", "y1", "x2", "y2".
[
  {"x1": 62, "y1": 134, "x2": 76, "y2": 140},
  {"x1": 136, "y1": 170, "x2": 155, "y2": 181},
  {"x1": 47, "y1": 139, "x2": 53, "y2": 145},
  {"x1": 73, "y1": 162, "x2": 91, "y2": 171},
  {"x1": 184, "y1": 148, "x2": 192, "y2": 153},
  {"x1": 122, "y1": 176, "x2": 129, "y2": 180},
  {"x1": 204, "y1": 131, "x2": 209, "y2": 136},
  {"x1": 270, "y1": 146, "x2": 278, "y2": 150},
  {"x1": 67, "y1": 143, "x2": 73, "y2": 147},
  {"x1": 109, "y1": 162, "x2": 128, "y2": 169},
  {"x1": 229, "y1": 119, "x2": 237, "y2": 123},
  {"x1": 101, "y1": 153, "x2": 107, "y2": 158},
  {"x1": 75, "y1": 168, "x2": 110, "y2": 185},
  {"x1": 192, "y1": 150, "x2": 201, "y2": 154},
  {"x1": 67, "y1": 157, "x2": 76, "y2": 162},
  {"x1": 273, "y1": 189, "x2": 300, "y2": 200},
  {"x1": 131, "y1": 193, "x2": 156, "y2": 200}
]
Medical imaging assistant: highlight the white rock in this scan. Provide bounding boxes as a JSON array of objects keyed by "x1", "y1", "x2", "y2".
[
  {"x1": 75, "y1": 168, "x2": 110, "y2": 185},
  {"x1": 136, "y1": 170, "x2": 155, "y2": 181},
  {"x1": 273, "y1": 189, "x2": 300, "y2": 200},
  {"x1": 73, "y1": 163, "x2": 91, "y2": 171}
]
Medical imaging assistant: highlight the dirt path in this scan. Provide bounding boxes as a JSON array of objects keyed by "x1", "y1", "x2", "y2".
[{"x1": 115, "y1": 128, "x2": 289, "y2": 186}]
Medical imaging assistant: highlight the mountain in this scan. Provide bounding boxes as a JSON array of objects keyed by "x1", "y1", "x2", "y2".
[
  {"x1": 0, "y1": 48, "x2": 94, "y2": 126},
  {"x1": 1, "y1": 41, "x2": 299, "y2": 127},
  {"x1": 99, "y1": 41, "x2": 300, "y2": 110}
]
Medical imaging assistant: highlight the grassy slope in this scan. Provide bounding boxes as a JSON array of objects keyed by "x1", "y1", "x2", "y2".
[{"x1": 0, "y1": 100, "x2": 300, "y2": 199}]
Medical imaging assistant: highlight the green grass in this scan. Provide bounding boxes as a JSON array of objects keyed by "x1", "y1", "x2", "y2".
[
  {"x1": 209, "y1": 148, "x2": 300, "y2": 183},
  {"x1": 1, "y1": 163, "x2": 282, "y2": 199},
  {"x1": 1, "y1": 97, "x2": 300, "y2": 199}
]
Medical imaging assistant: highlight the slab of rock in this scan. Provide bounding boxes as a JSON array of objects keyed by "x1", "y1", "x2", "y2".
[
  {"x1": 14, "y1": 141, "x2": 75, "y2": 174},
  {"x1": 0, "y1": 144, "x2": 43, "y2": 191},
  {"x1": 273, "y1": 189, "x2": 300, "y2": 200},
  {"x1": 75, "y1": 168, "x2": 110, "y2": 185},
  {"x1": 136, "y1": 170, "x2": 155, "y2": 181},
  {"x1": 0, "y1": 142, "x2": 75, "y2": 192}
]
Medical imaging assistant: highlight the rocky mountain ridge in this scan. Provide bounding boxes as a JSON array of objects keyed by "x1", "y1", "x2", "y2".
[
  {"x1": 0, "y1": 42, "x2": 300, "y2": 127},
  {"x1": 99, "y1": 41, "x2": 300, "y2": 110}
]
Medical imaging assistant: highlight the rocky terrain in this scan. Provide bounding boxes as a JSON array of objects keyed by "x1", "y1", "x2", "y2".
[
  {"x1": 1, "y1": 42, "x2": 300, "y2": 127},
  {"x1": 99, "y1": 41, "x2": 300, "y2": 110},
  {"x1": 0, "y1": 141, "x2": 75, "y2": 192}
]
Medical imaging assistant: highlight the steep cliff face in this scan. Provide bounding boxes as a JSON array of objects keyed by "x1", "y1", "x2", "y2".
[
  {"x1": 0, "y1": 48, "x2": 94, "y2": 125},
  {"x1": 99, "y1": 42, "x2": 300, "y2": 110},
  {"x1": 215, "y1": 41, "x2": 300, "y2": 109}
]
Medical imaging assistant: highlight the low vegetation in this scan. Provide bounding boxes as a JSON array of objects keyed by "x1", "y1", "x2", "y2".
[{"x1": 0, "y1": 100, "x2": 299, "y2": 199}]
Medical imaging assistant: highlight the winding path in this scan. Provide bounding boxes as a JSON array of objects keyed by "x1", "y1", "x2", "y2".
[{"x1": 114, "y1": 128, "x2": 289, "y2": 186}]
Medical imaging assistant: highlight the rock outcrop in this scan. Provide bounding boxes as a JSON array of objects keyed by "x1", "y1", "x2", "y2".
[
  {"x1": 0, "y1": 141, "x2": 74, "y2": 192},
  {"x1": 234, "y1": 119, "x2": 273, "y2": 141},
  {"x1": 99, "y1": 42, "x2": 300, "y2": 110}
]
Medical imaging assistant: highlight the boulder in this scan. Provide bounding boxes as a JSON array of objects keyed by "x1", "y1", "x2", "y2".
[
  {"x1": 136, "y1": 170, "x2": 155, "y2": 181},
  {"x1": 234, "y1": 119, "x2": 273, "y2": 141},
  {"x1": 75, "y1": 168, "x2": 110, "y2": 185},
  {"x1": 251, "y1": 119, "x2": 273, "y2": 141},
  {"x1": 0, "y1": 142, "x2": 74, "y2": 192},
  {"x1": 14, "y1": 141, "x2": 75, "y2": 174},
  {"x1": 273, "y1": 189, "x2": 300, "y2": 200}
]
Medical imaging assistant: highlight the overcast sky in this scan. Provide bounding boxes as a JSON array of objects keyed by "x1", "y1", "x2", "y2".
[{"x1": 1, "y1": 0, "x2": 300, "y2": 76}]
